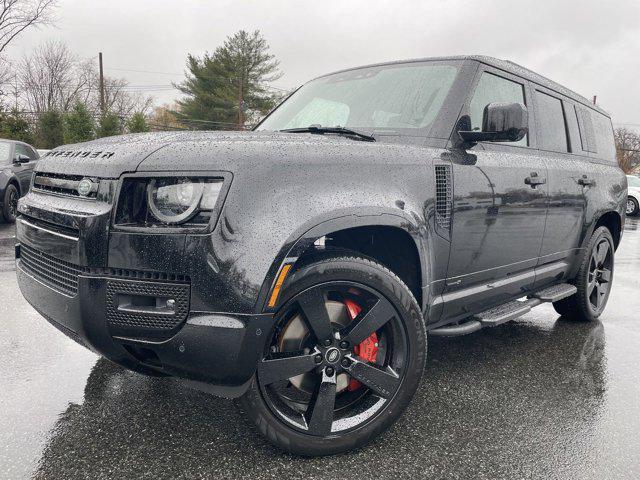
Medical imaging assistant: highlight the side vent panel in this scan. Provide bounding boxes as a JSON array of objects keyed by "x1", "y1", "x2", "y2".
[{"x1": 435, "y1": 164, "x2": 453, "y2": 230}]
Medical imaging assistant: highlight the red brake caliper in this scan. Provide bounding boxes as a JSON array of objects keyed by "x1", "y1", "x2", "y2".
[{"x1": 343, "y1": 299, "x2": 379, "y2": 391}]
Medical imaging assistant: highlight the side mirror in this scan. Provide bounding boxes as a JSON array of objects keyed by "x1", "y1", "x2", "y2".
[
  {"x1": 13, "y1": 154, "x2": 30, "y2": 164},
  {"x1": 458, "y1": 102, "x2": 528, "y2": 143}
]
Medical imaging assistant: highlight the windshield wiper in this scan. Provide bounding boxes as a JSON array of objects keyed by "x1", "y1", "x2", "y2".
[{"x1": 280, "y1": 126, "x2": 375, "y2": 142}]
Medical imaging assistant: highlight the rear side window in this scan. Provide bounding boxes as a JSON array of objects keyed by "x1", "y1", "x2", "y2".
[
  {"x1": 535, "y1": 91, "x2": 569, "y2": 152},
  {"x1": 470, "y1": 72, "x2": 527, "y2": 146},
  {"x1": 575, "y1": 105, "x2": 596, "y2": 153},
  {"x1": 592, "y1": 113, "x2": 616, "y2": 161},
  {"x1": 574, "y1": 105, "x2": 615, "y2": 161}
]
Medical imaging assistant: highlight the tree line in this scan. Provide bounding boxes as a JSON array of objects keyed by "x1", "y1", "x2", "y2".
[{"x1": 1, "y1": 1, "x2": 284, "y2": 149}]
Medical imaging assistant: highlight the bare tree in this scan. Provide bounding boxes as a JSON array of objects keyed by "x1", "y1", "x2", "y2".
[
  {"x1": 614, "y1": 127, "x2": 640, "y2": 174},
  {"x1": 19, "y1": 40, "x2": 153, "y2": 118},
  {"x1": 20, "y1": 40, "x2": 94, "y2": 113},
  {"x1": 148, "y1": 103, "x2": 185, "y2": 131},
  {"x1": 0, "y1": 0, "x2": 57, "y2": 54},
  {"x1": 99, "y1": 76, "x2": 153, "y2": 119},
  {"x1": 0, "y1": 57, "x2": 15, "y2": 99}
]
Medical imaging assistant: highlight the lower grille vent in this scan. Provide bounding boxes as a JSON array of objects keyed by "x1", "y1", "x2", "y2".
[
  {"x1": 19, "y1": 244, "x2": 85, "y2": 296},
  {"x1": 435, "y1": 164, "x2": 453, "y2": 230},
  {"x1": 106, "y1": 280, "x2": 190, "y2": 332}
]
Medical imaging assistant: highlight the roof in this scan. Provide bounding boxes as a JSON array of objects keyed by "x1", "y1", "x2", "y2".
[{"x1": 315, "y1": 55, "x2": 609, "y2": 117}]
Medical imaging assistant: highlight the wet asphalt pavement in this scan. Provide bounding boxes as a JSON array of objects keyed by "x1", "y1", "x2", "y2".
[{"x1": 1, "y1": 220, "x2": 639, "y2": 479}]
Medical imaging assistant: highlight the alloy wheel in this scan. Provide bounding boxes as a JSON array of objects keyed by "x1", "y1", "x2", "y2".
[
  {"x1": 587, "y1": 238, "x2": 613, "y2": 313},
  {"x1": 257, "y1": 282, "x2": 407, "y2": 437},
  {"x1": 627, "y1": 199, "x2": 635, "y2": 215},
  {"x1": 8, "y1": 188, "x2": 18, "y2": 219}
]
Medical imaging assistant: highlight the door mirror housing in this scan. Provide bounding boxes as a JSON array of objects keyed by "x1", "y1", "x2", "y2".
[
  {"x1": 458, "y1": 102, "x2": 528, "y2": 143},
  {"x1": 13, "y1": 154, "x2": 30, "y2": 164}
]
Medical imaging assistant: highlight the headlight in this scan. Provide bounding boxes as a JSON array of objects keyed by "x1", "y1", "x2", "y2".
[{"x1": 115, "y1": 176, "x2": 228, "y2": 229}]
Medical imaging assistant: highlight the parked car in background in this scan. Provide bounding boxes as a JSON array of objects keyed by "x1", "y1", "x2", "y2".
[
  {"x1": 0, "y1": 139, "x2": 39, "y2": 223},
  {"x1": 626, "y1": 175, "x2": 640, "y2": 216},
  {"x1": 14, "y1": 56, "x2": 625, "y2": 455}
]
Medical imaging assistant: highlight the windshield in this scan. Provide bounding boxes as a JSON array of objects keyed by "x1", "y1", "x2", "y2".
[
  {"x1": 0, "y1": 142, "x2": 10, "y2": 163},
  {"x1": 628, "y1": 176, "x2": 640, "y2": 188},
  {"x1": 257, "y1": 62, "x2": 459, "y2": 134}
]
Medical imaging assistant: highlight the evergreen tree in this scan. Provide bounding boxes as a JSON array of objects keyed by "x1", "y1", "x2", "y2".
[
  {"x1": 63, "y1": 103, "x2": 95, "y2": 144},
  {"x1": 97, "y1": 112, "x2": 121, "y2": 138},
  {"x1": 126, "y1": 112, "x2": 149, "y2": 133},
  {"x1": 0, "y1": 108, "x2": 33, "y2": 144},
  {"x1": 175, "y1": 30, "x2": 282, "y2": 130},
  {"x1": 37, "y1": 110, "x2": 64, "y2": 148}
]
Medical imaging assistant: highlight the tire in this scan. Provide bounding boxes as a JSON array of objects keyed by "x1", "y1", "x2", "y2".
[
  {"x1": 626, "y1": 196, "x2": 639, "y2": 217},
  {"x1": 239, "y1": 255, "x2": 427, "y2": 456},
  {"x1": 553, "y1": 226, "x2": 615, "y2": 322},
  {"x1": 2, "y1": 183, "x2": 19, "y2": 223}
]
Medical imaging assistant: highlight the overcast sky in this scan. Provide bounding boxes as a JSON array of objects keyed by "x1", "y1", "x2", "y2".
[{"x1": 6, "y1": 0, "x2": 640, "y2": 128}]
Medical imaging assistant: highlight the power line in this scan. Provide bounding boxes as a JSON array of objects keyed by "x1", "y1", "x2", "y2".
[{"x1": 105, "y1": 65, "x2": 291, "y2": 92}]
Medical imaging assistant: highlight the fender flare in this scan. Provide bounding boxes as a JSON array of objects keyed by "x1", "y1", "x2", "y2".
[
  {"x1": 254, "y1": 206, "x2": 429, "y2": 314},
  {"x1": 0, "y1": 171, "x2": 21, "y2": 205}
]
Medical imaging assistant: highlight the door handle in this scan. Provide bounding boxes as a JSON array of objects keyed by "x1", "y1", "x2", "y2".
[
  {"x1": 524, "y1": 172, "x2": 546, "y2": 187},
  {"x1": 577, "y1": 176, "x2": 595, "y2": 187}
]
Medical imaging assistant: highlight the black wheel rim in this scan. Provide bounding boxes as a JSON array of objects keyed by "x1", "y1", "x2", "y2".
[
  {"x1": 8, "y1": 188, "x2": 18, "y2": 218},
  {"x1": 257, "y1": 281, "x2": 408, "y2": 437},
  {"x1": 587, "y1": 238, "x2": 613, "y2": 313}
]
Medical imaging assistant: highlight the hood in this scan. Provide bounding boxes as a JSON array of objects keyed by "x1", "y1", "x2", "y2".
[
  {"x1": 36, "y1": 132, "x2": 202, "y2": 177},
  {"x1": 37, "y1": 131, "x2": 426, "y2": 178}
]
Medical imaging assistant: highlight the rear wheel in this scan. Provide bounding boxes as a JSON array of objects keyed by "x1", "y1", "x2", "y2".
[
  {"x1": 2, "y1": 183, "x2": 19, "y2": 223},
  {"x1": 626, "y1": 196, "x2": 639, "y2": 217},
  {"x1": 553, "y1": 226, "x2": 615, "y2": 321},
  {"x1": 239, "y1": 255, "x2": 426, "y2": 456}
]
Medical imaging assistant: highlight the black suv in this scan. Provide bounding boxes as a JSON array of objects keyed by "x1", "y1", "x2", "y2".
[
  {"x1": 0, "y1": 139, "x2": 39, "y2": 222},
  {"x1": 15, "y1": 56, "x2": 626, "y2": 456}
]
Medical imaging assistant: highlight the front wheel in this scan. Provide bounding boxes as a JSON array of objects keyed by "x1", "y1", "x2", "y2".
[
  {"x1": 239, "y1": 255, "x2": 426, "y2": 456},
  {"x1": 553, "y1": 226, "x2": 615, "y2": 321},
  {"x1": 626, "y1": 196, "x2": 639, "y2": 217},
  {"x1": 2, "y1": 183, "x2": 19, "y2": 223}
]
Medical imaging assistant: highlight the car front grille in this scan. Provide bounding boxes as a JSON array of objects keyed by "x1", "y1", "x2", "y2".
[
  {"x1": 19, "y1": 244, "x2": 87, "y2": 297},
  {"x1": 19, "y1": 244, "x2": 191, "y2": 334},
  {"x1": 32, "y1": 172, "x2": 99, "y2": 199}
]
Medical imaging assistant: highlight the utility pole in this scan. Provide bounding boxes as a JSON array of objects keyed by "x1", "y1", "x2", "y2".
[
  {"x1": 99, "y1": 52, "x2": 105, "y2": 115},
  {"x1": 592, "y1": 95, "x2": 597, "y2": 105}
]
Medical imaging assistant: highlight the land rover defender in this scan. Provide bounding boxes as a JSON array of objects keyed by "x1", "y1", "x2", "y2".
[{"x1": 15, "y1": 56, "x2": 626, "y2": 455}]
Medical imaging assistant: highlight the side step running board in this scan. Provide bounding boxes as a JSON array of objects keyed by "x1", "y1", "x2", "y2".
[{"x1": 430, "y1": 283, "x2": 577, "y2": 337}]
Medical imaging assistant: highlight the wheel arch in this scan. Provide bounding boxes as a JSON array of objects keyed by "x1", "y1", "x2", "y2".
[
  {"x1": 256, "y1": 210, "x2": 429, "y2": 314},
  {"x1": 594, "y1": 210, "x2": 622, "y2": 249},
  {"x1": 0, "y1": 172, "x2": 21, "y2": 205}
]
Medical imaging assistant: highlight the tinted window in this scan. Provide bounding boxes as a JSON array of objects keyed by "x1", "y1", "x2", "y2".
[
  {"x1": 0, "y1": 142, "x2": 9, "y2": 162},
  {"x1": 575, "y1": 105, "x2": 596, "y2": 153},
  {"x1": 15, "y1": 143, "x2": 32, "y2": 160},
  {"x1": 257, "y1": 63, "x2": 458, "y2": 133},
  {"x1": 535, "y1": 91, "x2": 568, "y2": 152},
  {"x1": 592, "y1": 113, "x2": 616, "y2": 161},
  {"x1": 470, "y1": 72, "x2": 527, "y2": 146},
  {"x1": 15, "y1": 143, "x2": 38, "y2": 160}
]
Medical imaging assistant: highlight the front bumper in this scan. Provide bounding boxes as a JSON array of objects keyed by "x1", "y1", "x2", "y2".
[
  {"x1": 16, "y1": 252, "x2": 273, "y2": 393},
  {"x1": 14, "y1": 188, "x2": 274, "y2": 396}
]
